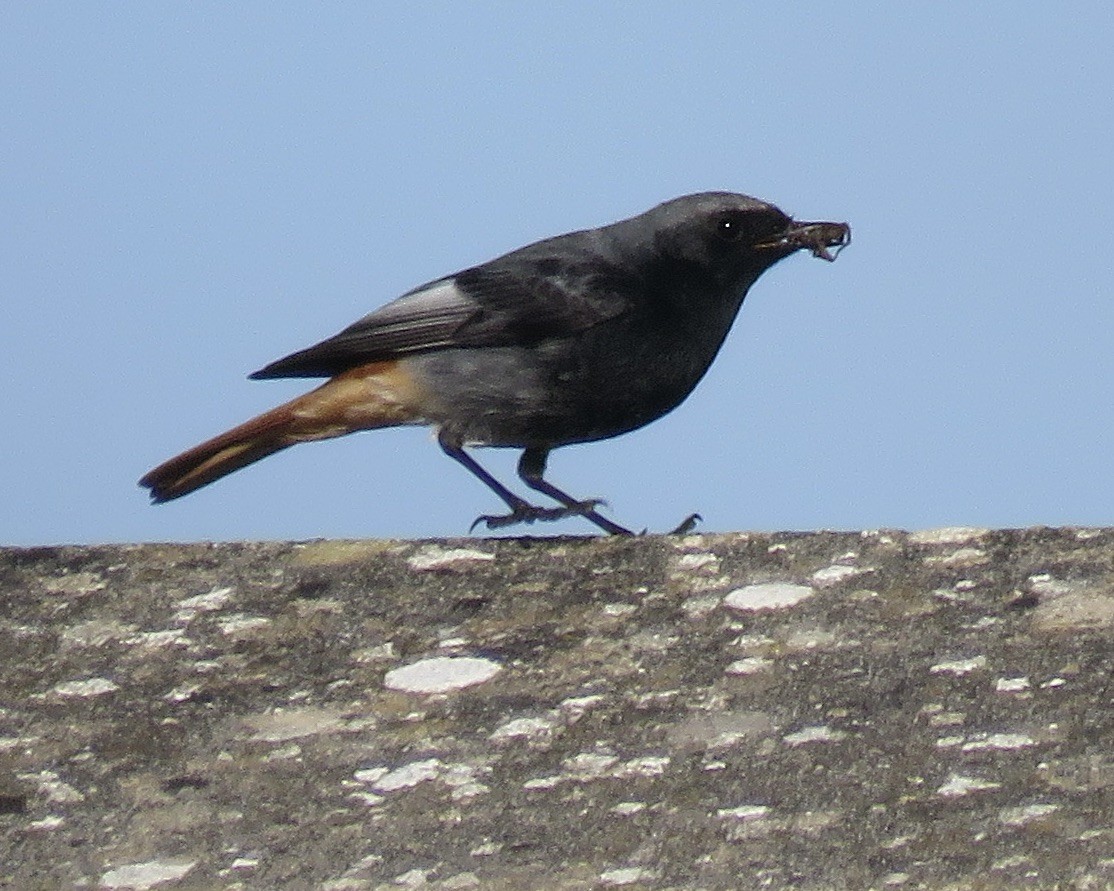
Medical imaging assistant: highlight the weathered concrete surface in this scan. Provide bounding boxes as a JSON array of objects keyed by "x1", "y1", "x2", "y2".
[{"x1": 1, "y1": 528, "x2": 1112, "y2": 890}]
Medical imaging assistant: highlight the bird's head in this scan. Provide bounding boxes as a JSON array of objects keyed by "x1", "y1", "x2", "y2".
[{"x1": 637, "y1": 191, "x2": 849, "y2": 290}]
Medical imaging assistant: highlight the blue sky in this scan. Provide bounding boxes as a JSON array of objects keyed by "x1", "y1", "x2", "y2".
[{"x1": 3, "y1": 4, "x2": 1112, "y2": 545}]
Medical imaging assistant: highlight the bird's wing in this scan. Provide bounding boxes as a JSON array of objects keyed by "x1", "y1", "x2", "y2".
[{"x1": 250, "y1": 245, "x2": 635, "y2": 379}]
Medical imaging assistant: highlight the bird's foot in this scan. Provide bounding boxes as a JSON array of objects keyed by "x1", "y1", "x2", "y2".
[
  {"x1": 470, "y1": 499, "x2": 606, "y2": 532},
  {"x1": 667, "y1": 513, "x2": 703, "y2": 535}
]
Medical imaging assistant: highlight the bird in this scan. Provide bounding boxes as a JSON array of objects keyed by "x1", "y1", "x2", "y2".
[{"x1": 140, "y1": 192, "x2": 849, "y2": 535}]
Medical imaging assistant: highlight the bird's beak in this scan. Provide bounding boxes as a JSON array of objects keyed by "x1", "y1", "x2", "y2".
[{"x1": 755, "y1": 220, "x2": 851, "y2": 262}]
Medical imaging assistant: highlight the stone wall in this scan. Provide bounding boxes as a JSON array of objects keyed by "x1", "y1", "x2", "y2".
[{"x1": 1, "y1": 528, "x2": 1112, "y2": 889}]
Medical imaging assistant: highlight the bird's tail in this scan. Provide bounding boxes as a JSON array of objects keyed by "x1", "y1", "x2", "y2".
[
  {"x1": 139, "y1": 402, "x2": 299, "y2": 503},
  {"x1": 140, "y1": 360, "x2": 424, "y2": 502}
]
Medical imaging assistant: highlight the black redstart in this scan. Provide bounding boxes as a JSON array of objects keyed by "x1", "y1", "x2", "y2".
[{"x1": 140, "y1": 192, "x2": 849, "y2": 534}]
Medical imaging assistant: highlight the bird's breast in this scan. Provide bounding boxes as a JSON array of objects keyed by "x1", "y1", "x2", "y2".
[{"x1": 405, "y1": 298, "x2": 740, "y2": 449}]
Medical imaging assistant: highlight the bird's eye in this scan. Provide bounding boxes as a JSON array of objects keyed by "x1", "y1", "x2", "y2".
[{"x1": 714, "y1": 213, "x2": 746, "y2": 241}]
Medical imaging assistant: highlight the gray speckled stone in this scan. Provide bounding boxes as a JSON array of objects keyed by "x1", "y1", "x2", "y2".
[{"x1": 1, "y1": 528, "x2": 1112, "y2": 890}]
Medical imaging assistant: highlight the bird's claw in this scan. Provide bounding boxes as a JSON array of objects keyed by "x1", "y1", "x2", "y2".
[
  {"x1": 635, "y1": 513, "x2": 702, "y2": 536},
  {"x1": 668, "y1": 513, "x2": 702, "y2": 535},
  {"x1": 470, "y1": 499, "x2": 607, "y2": 532}
]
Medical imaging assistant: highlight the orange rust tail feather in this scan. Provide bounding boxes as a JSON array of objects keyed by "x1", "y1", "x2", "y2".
[{"x1": 140, "y1": 361, "x2": 425, "y2": 502}]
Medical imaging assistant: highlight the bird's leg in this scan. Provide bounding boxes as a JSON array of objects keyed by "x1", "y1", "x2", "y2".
[
  {"x1": 520, "y1": 446, "x2": 698, "y2": 536},
  {"x1": 516, "y1": 448, "x2": 634, "y2": 536},
  {"x1": 438, "y1": 433, "x2": 585, "y2": 532}
]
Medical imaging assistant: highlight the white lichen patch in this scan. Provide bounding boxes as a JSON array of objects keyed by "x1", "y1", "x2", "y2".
[
  {"x1": 489, "y1": 715, "x2": 559, "y2": 743},
  {"x1": 351, "y1": 642, "x2": 396, "y2": 663},
  {"x1": 522, "y1": 775, "x2": 563, "y2": 790},
  {"x1": 564, "y1": 751, "x2": 620, "y2": 777},
  {"x1": 217, "y1": 614, "x2": 272, "y2": 636},
  {"x1": 1026, "y1": 573, "x2": 1076, "y2": 597},
  {"x1": 20, "y1": 770, "x2": 84, "y2": 804},
  {"x1": 559, "y1": 694, "x2": 606, "y2": 720},
  {"x1": 99, "y1": 858, "x2": 197, "y2": 889},
  {"x1": 125, "y1": 628, "x2": 191, "y2": 650},
  {"x1": 291, "y1": 539, "x2": 395, "y2": 565},
  {"x1": 355, "y1": 758, "x2": 487, "y2": 801},
  {"x1": 999, "y1": 803, "x2": 1060, "y2": 826},
  {"x1": 926, "y1": 711, "x2": 966, "y2": 728},
  {"x1": 599, "y1": 867, "x2": 652, "y2": 886},
  {"x1": 996, "y1": 676, "x2": 1031, "y2": 693},
  {"x1": 612, "y1": 801, "x2": 647, "y2": 815},
  {"x1": 731, "y1": 633, "x2": 777, "y2": 650},
  {"x1": 669, "y1": 550, "x2": 730, "y2": 594},
  {"x1": 717, "y1": 804, "x2": 771, "y2": 821},
  {"x1": 27, "y1": 815, "x2": 65, "y2": 831},
  {"x1": 960, "y1": 732, "x2": 1036, "y2": 752},
  {"x1": 393, "y1": 867, "x2": 433, "y2": 887},
  {"x1": 990, "y1": 854, "x2": 1034, "y2": 872},
  {"x1": 384, "y1": 656, "x2": 502, "y2": 694},
  {"x1": 932, "y1": 587, "x2": 970, "y2": 604},
  {"x1": 724, "y1": 583, "x2": 813, "y2": 612},
  {"x1": 524, "y1": 751, "x2": 670, "y2": 789},
  {"x1": 163, "y1": 682, "x2": 201, "y2": 703},
  {"x1": 725, "y1": 657, "x2": 775, "y2": 675},
  {"x1": 908, "y1": 527, "x2": 990, "y2": 546},
  {"x1": 626, "y1": 630, "x2": 678, "y2": 653},
  {"x1": 449, "y1": 783, "x2": 487, "y2": 803},
  {"x1": 924, "y1": 547, "x2": 990, "y2": 568},
  {"x1": 443, "y1": 764, "x2": 489, "y2": 801},
  {"x1": 441, "y1": 873, "x2": 481, "y2": 889},
  {"x1": 406, "y1": 545, "x2": 495, "y2": 571},
  {"x1": 242, "y1": 706, "x2": 347, "y2": 742},
  {"x1": 615, "y1": 755, "x2": 670, "y2": 778},
  {"x1": 929, "y1": 656, "x2": 987, "y2": 676},
  {"x1": 42, "y1": 571, "x2": 106, "y2": 595},
  {"x1": 784, "y1": 627, "x2": 841, "y2": 651},
  {"x1": 174, "y1": 586, "x2": 234, "y2": 622},
  {"x1": 936, "y1": 773, "x2": 1002, "y2": 797},
  {"x1": 681, "y1": 594, "x2": 723, "y2": 618},
  {"x1": 52, "y1": 677, "x2": 119, "y2": 698},
  {"x1": 811, "y1": 564, "x2": 871, "y2": 588},
  {"x1": 369, "y1": 758, "x2": 444, "y2": 792},
  {"x1": 674, "y1": 552, "x2": 720, "y2": 572},
  {"x1": 353, "y1": 766, "x2": 390, "y2": 785},
  {"x1": 783, "y1": 725, "x2": 846, "y2": 746},
  {"x1": 60, "y1": 619, "x2": 136, "y2": 648},
  {"x1": 631, "y1": 690, "x2": 679, "y2": 709}
]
